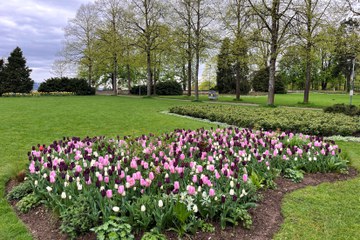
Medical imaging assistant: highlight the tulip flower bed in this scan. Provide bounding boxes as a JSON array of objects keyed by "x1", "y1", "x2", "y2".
[
  {"x1": 22, "y1": 127, "x2": 347, "y2": 239},
  {"x1": 169, "y1": 104, "x2": 360, "y2": 136}
]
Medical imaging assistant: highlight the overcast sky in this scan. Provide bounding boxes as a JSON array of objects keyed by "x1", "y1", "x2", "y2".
[{"x1": 0, "y1": 0, "x2": 93, "y2": 82}]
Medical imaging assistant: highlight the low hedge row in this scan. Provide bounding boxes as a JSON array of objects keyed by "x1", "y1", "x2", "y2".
[{"x1": 169, "y1": 104, "x2": 360, "y2": 136}]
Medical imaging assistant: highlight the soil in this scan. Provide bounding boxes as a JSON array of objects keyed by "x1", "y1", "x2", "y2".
[{"x1": 6, "y1": 168, "x2": 358, "y2": 240}]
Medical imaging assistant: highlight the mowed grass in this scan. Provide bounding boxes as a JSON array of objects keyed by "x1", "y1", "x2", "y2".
[
  {"x1": 0, "y1": 95, "x2": 216, "y2": 240},
  {"x1": 158, "y1": 92, "x2": 360, "y2": 108},
  {"x1": 274, "y1": 141, "x2": 360, "y2": 240},
  {"x1": 0, "y1": 95, "x2": 359, "y2": 240}
]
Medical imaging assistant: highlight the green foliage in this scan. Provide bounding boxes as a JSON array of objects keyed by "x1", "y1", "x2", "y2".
[
  {"x1": 16, "y1": 193, "x2": 41, "y2": 213},
  {"x1": 283, "y1": 169, "x2": 304, "y2": 183},
  {"x1": 141, "y1": 229, "x2": 167, "y2": 240},
  {"x1": 7, "y1": 181, "x2": 33, "y2": 201},
  {"x1": 324, "y1": 104, "x2": 360, "y2": 116},
  {"x1": 91, "y1": 216, "x2": 134, "y2": 240},
  {"x1": 200, "y1": 222, "x2": 215, "y2": 233},
  {"x1": 38, "y1": 77, "x2": 95, "y2": 95},
  {"x1": 252, "y1": 67, "x2": 287, "y2": 94},
  {"x1": 170, "y1": 104, "x2": 360, "y2": 136},
  {"x1": 156, "y1": 81, "x2": 183, "y2": 95},
  {"x1": 0, "y1": 47, "x2": 34, "y2": 95},
  {"x1": 216, "y1": 38, "x2": 250, "y2": 95},
  {"x1": 59, "y1": 196, "x2": 97, "y2": 239},
  {"x1": 130, "y1": 85, "x2": 150, "y2": 95}
]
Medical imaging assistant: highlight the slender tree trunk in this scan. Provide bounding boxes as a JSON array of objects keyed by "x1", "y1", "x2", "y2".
[
  {"x1": 88, "y1": 63, "x2": 92, "y2": 87},
  {"x1": 187, "y1": 4, "x2": 192, "y2": 97},
  {"x1": 195, "y1": 50, "x2": 199, "y2": 101},
  {"x1": 303, "y1": 44, "x2": 311, "y2": 103},
  {"x1": 182, "y1": 64, "x2": 187, "y2": 91},
  {"x1": 146, "y1": 50, "x2": 152, "y2": 96},
  {"x1": 235, "y1": 63, "x2": 241, "y2": 100},
  {"x1": 268, "y1": 56, "x2": 276, "y2": 105},
  {"x1": 113, "y1": 53, "x2": 117, "y2": 96},
  {"x1": 126, "y1": 64, "x2": 131, "y2": 94}
]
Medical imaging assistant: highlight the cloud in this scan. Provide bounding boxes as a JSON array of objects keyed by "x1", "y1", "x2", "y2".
[{"x1": 0, "y1": 0, "x2": 93, "y2": 82}]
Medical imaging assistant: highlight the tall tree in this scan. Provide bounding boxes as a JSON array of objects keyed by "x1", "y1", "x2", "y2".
[
  {"x1": 174, "y1": 0, "x2": 195, "y2": 96},
  {"x1": 248, "y1": 0, "x2": 295, "y2": 105},
  {"x1": 64, "y1": 3, "x2": 99, "y2": 86},
  {"x1": 127, "y1": 0, "x2": 165, "y2": 96},
  {"x1": 216, "y1": 38, "x2": 234, "y2": 93},
  {"x1": 0, "y1": 47, "x2": 33, "y2": 95},
  {"x1": 191, "y1": 0, "x2": 213, "y2": 101},
  {"x1": 96, "y1": 0, "x2": 124, "y2": 95},
  {"x1": 295, "y1": 0, "x2": 330, "y2": 103},
  {"x1": 222, "y1": 0, "x2": 250, "y2": 100}
]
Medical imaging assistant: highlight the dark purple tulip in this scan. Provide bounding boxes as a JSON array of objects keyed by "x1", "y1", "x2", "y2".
[
  {"x1": 221, "y1": 195, "x2": 226, "y2": 203},
  {"x1": 69, "y1": 176, "x2": 73, "y2": 182},
  {"x1": 165, "y1": 178, "x2": 170, "y2": 184},
  {"x1": 232, "y1": 195, "x2": 237, "y2": 202},
  {"x1": 101, "y1": 189, "x2": 106, "y2": 197},
  {"x1": 61, "y1": 173, "x2": 66, "y2": 179},
  {"x1": 158, "y1": 181, "x2": 162, "y2": 187},
  {"x1": 96, "y1": 180, "x2": 101, "y2": 188}
]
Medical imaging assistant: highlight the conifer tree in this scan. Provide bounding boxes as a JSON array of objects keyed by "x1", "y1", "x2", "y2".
[
  {"x1": 0, "y1": 47, "x2": 33, "y2": 95},
  {"x1": 216, "y1": 38, "x2": 234, "y2": 94}
]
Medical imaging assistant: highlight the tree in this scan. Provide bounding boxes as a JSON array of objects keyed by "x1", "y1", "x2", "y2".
[
  {"x1": 173, "y1": 0, "x2": 195, "y2": 96},
  {"x1": 127, "y1": 0, "x2": 165, "y2": 96},
  {"x1": 50, "y1": 58, "x2": 71, "y2": 78},
  {"x1": 96, "y1": 0, "x2": 125, "y2": 95},
  {"x1": 248, "y1": 0, "x2": 295, "y2": 105},
  {"x1": 216, "y1": 38, "x2": 234, "y2": 93},
  {"x1": 191, "y1": 0, "x2": 213, "y2": 101},
  {"x1": 63, "y1": 3, "x2": 99, "y2": 86},
  {"x1": 216, "y1": 38, "x2": 250, "y2": 94},
  {"x1": 221, "y1": 0, "x2": 251, "y2": 100},
  {"x1": 295, "y1": 0, "x2": 330, "y2": 103},
  {"x1": 0, "y1": 47, "x2": 33, "y2": 95}
]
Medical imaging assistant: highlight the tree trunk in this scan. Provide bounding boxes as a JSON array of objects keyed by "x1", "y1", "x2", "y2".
[
  {"x1": 195, "y1": 50, "x2": 199, "y2": 101},
  {"x1": 268, "y1": 56, "x2": 276, "y2": 105},
  {"x1": 187, "y1": 4, "x2": 192, "y2": 97},
  {"x1": 113, "y1": 53, "x2": 117, "y2": 96},
  {"x1": 182, "y1": 64, "x2": 187, "y2": 91},
  {"x1": 126, "y1": 64, "x2": 131, "y2": 94},
  {"x1": 303, "y1": 47, "x2": 311, "y2": 103},
  {"x1": 146, "y1": 50, "x2": 152, "y2": 96},
  {"x1": 88, "y1": 63, "x2": 92, "y2": 87},
  {"x1": 235, "y1": 63, "x2": 240, "y2": 101}
]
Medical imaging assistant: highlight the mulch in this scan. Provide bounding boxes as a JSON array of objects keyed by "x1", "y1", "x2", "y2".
[{"x1": 5, "y1": 168, "x2": 358, "y2": 240}]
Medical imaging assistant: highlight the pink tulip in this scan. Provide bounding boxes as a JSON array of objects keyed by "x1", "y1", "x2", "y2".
[
  {"x1": 118, "y1": 185, "x2": 125, "y2": 194},
  {"x1": 187, "y1": 185, "x2": 196, "y2": 195},
  {"x1": 106, "y1": 189, "x2": 113, "y2": 198},
  {"x1": 243, "y1": 174, "x2": 248, "y2": 183},
  {"x1": 104, "y1": 176, "x2": 109, "y2": 183},
  {"x1": 209, "y1": 188, "x2": 215, "y2": 197},
  {"x1": 174, "y1": 181, "x2": 180, "y2": 190}
]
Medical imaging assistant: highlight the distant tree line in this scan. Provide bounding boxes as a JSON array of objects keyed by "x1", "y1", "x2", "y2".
[{"x1": 57, "y1": 0, "x2": 360, "y2": 104}]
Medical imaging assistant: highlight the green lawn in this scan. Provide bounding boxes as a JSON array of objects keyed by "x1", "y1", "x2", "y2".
[
  {"x1": 0, "y1": 95, "x2": 359, "y2": 239},
  {"x1": 0, "y1": 95, "x2": 216, "y2": 240},
  {"x1": 158, "y1": 92, "x2": 360, "y2": 108},
  {"x1": 274, "y1": 141, "x2": 360, "y2": 240}
]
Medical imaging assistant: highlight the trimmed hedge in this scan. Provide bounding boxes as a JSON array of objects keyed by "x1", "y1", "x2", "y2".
[
  {"x1": 130, "y1": 81, "x2": 183, "y2": 95},
  {"x1": 38, "y1": 77, "x2": 95, "y2": 95},
  {"x1": 170, "y1": 104, "x2": 360, "y2": 136},
  {"x1": 130, "y1": 85, "x2": 149, "y2": 95},
  {"x1": 324, "y1": 104, "x2": 360, "y2": 116},
  {"x1": 156, "y1": 81, "x2": 182, "y2": 95}
]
